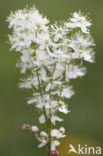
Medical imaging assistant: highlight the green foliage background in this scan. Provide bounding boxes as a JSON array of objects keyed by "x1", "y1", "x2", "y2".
[{"x1": 0, "y1": 0, "x2": 103, "y2": 155}]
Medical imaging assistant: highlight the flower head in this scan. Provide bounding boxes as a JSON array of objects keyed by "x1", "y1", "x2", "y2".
[{"x1": 7, "y1": 5, "x2": 95, "y2": 154}]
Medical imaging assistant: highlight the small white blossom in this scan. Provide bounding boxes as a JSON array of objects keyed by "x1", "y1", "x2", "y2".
[
  {"x1": 66, "y1": 65, "x2": 86, "y2": 80},
  {"x1": 38, "y1": 138, "x2": 48, "y2": 148},
  {"x1": 59, "y1": 104, "x2": 69, "y2": 114},
  {"x1": 39, "y1": 114, "x2": 46, "y2": 124},
  {"x1": 51, "y1": 129, "x2": 66, "y2": 138},
  {"x1": 66, "y1": 12, "x2": 91, "y2": 33},
  {"x1": 61, "y1": 86, "x2": 74, "y2": 99},
  {"x1": 27, "y1": 97, "x2": 37, "y2": 104},
  {"x1": 59, "y1": 127, "x2": 65, "y2": 133},
  {"x1": 19, "y1": 76, "x2": 38, "y2": 89},
  {"x1": 19, "y1": 78, "x2": 32, "y2": 89},
  {"x1": 40, "y1": 131, "x2": 47, "y2": 137},
  {"x1": 68, "y1": 33, "x2": 95, "y2": 62},
  {"x1": 51, "y1": 115, "x2": 63, "y2": 125},
  {"x1": 50, "y1": 23, "x2": 68, "y2": 42},
  {"x1": 51, "y1": 140, "x2": 60, "y2": 151}
]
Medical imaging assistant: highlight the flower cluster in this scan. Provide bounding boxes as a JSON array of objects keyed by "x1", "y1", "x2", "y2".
[{"x1": 7, "y1": 6, "x2": 95, "y2": 155}]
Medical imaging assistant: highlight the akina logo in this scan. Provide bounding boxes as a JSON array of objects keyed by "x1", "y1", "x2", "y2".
[{"x1": 68, "y1": 144, "x2": 102, "y2": 155}]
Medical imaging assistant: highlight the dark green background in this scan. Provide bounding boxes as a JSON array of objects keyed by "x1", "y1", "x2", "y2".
[{"x1": 0, "y1": 0, "x2": 103, "y2": 156}]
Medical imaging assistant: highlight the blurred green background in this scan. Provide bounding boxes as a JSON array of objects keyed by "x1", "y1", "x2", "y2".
[{"x1": 0, "y1": 0, "x2": 103, "y2": 156}]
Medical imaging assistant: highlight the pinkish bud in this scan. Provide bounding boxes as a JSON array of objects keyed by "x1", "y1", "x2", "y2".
[
  {"x1": 55, "y1": 151, "x2": 59, "y2": 155},
  {"x1": 51, "y1": 152, "x2": 55, "y2": 156},
  {"x1": 51, "y1": 151, "x2": 59, "y2": 156},
  {"x1": 22, "y1": 124, "x2": 30, "y2": 131}
]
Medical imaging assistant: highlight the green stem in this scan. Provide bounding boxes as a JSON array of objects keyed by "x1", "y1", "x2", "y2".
[
  {"x1": 36, "y1": 69, "x2": 48, "y2": 126},
  {"x1": 47, "y1": 62, "x2": 57, "y2": 155},
  {"x1": 54, "y1": 63, "x2": 66, "y2": 115}
]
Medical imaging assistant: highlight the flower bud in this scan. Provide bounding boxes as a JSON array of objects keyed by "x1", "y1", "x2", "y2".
[
  {"x1": 55, "y1": 151, "x2": 59, "y2": 155},
  {"x1": 22, "y1": 124, "x2": 30, "y2": 131},
  {"x1": 31, "y1": 126, "x2": 38, "y2": 133},
  {"x1": 51, "y1": 151, "x2": 59, "y2": 156},
  {"x1": 59, "y1": 127, "x2": 65, "y2": 133},
  {"x1": 40, "y1": 131, "x2": 47, "y2": 137},
  {"x1": 51, "y1": 152, "x2": 55, "y2": 156}
]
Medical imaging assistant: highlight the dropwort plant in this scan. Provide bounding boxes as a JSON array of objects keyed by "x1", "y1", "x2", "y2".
[{"x1": 7, "y1": 5, "x2": 95, "y2": 156}]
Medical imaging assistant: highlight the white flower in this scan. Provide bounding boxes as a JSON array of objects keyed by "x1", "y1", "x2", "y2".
[
  {"x1": 19, "y1": 76, "x2": 38, "y2": 89},
  {"x1": 58, "y1": 101, "x2": 70, "y2": 115},
  {"x1": 59, "y1": 104, "x2": 69, "y2": 114},
  {"x1": 18, "y1": 50, "x2": 33, "y2": 73},
  {"x1": 19, "y1": 78, "x2": 32, "y2": 89},
  {"x1": 38, "y1": 138, "x2": 48, "y2": 148},
  {"x1": 59, "y1": 127, "x2": 65, "y2": 133},
  {"x1": 66, "y1": 65, "x2": 86, "y2": 80},
  {"x1": 45, "y1": 80, "x2": 62, "y2": 92},
  {"x1": 66, "y1": 12, "x2": 91, "y2": 33},
  {"x1": 40, "y1": 67, "x2": 47, "y2": 82},
  {"x1": 51, "y1": 140, "x2": 60, "y2": 151},
  {"x1": 45, "y1": 83, "x2": 51, "y2": 92},
  {"x1": 40, "y1": 131, "x2": 47, "y2": 137},
  {"x1": 36, "y1": 102, "x2": 49, "y2": 109},
  {"x1": 8, "y1": 33, "x2": 31, "y2": 51},
  {"x1": 53, "y1": 63, "x2": 65, "y2": 79},
  {"x1": 68, "y1": 33, "x2": 95, "y2": 62},
  {"x1": 51, "y1": 101, "x2": 58, "y2": 109},
  {"x1": 51, "y1": 129, "x2": 66, "y2": 138},
  {"x1": 39, "y1": 114, "x2": 46, "y2": 124},
  {"x1": 27, "y1": 97, "x2": 37, "y2": 104},
  {"x1": 61, "y1": 86, "x2": 74, "y2": 99},
  {"x1": 35, "y1": 49, "x2": 53, "y2": 67},
  {"x1": 36, "y1": 95, "x2": 49, "y2": 109},
  {"x1": 51, "y1": 115, "x2": 63, "y2": 125},
  {"x1": 80, "y1": 48, "x2": 95, "y2": 63},
  {"x1": 50, "y1": 23, "x2": 68, "y2": 42},
  {"x1": 69, "y1": 33, "x2": 95, "y2": 50},
  {"x1": 36, "y1": 32, "x2": 50, "y2": 50}
]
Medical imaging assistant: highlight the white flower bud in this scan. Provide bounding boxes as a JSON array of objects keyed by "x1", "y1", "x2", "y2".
[
  {"x1": 40, "y1": 131, "x2": 47, "y2": 137},
  {"x1": 59, "y1": 127, "x2": 65, "y2": 133},
  {"x1": 31, "y1": 126, "x2": 38, "y2": 133}
]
